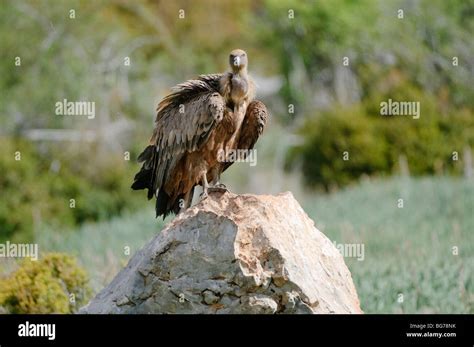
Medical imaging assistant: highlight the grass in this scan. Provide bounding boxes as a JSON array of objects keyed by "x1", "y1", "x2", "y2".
[
  {"x1": 300, "y1": 176, "x2": 474, "y2": 313},
  {"x1": 33, "y1": 176, "x2": 473, "y2": 313},
  {"x1": 36, "y1": 209, "x2": 167, "y2": 291}
]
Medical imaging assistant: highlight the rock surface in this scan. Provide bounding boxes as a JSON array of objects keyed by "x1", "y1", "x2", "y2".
[{"x1": 80, "y1": 191, "x2": 362, "y2": 314}]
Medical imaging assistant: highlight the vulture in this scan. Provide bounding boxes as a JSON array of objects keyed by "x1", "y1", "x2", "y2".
[{"x1": 132, "y1": 49, "x2": 269, "y2": 218}]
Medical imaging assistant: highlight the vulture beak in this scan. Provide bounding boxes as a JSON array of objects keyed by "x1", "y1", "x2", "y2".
[{"x1": 233, "y1": 56, "x2": 241, "y2": 67}]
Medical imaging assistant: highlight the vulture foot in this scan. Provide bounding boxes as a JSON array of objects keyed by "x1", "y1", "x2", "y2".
[
  {"x1": 208, "y1": 183, "x2": 229, "y2": 194},
  {"x1": 208, "y1": 187, "x2": 229, "y2": 194}
]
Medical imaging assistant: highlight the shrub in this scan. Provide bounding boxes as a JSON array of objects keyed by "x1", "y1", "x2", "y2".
[
  {"x1": 0, "y1": 137, "x2": 142, "y2": 242},
  {"x1": 287, "y1": 106, "x2": 388, "y2": 189},
  {"x1": 287, "y1": 83, "x2": 474, "y2": 190},
  {"x1": 0, "y1": 253, "x2": 91, "y2": 313},
  {"x1": 0, "y1": 138, "x2": 53, "y2": 242}
]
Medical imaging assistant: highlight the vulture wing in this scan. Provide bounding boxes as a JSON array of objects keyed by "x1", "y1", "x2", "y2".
[
  {"x1": 222, "y1": 100, "x2": 269, "y2": 172},
  {"x1": 132, "y1": 74, "x2": 225, "y2": 213}
]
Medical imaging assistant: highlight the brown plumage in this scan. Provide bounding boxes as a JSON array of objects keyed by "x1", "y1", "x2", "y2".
[{"x1": 132, "y1": 49, "x2": 269, "y2": 218}]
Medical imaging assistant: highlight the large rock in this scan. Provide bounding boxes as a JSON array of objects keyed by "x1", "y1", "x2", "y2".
[{"x1": 80, "y1": 191, "x2": 362, "y2": 314}]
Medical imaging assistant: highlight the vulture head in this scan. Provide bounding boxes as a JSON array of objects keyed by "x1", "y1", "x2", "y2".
[{"x1": 229, "y1": 49, "x2": 248, "y2": 73}]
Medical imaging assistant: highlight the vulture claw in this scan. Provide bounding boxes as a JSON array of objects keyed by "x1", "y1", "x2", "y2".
[{"x1": 208, "y1": 183, "x2": 229, "y2": 194}]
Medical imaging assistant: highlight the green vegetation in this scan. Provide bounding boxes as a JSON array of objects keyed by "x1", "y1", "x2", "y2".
[
  {"x1": 37, "y1": 209, "x2": 165, "y2": 291},
  {"x1": 263, "y1": 0, "x2": 474, "y2": 189},
  {"x1": 302, "y1": 176, "x2": 474, "y2": 313},
  {"x1": 258, "y1": 0, "x2": 474, "y2": 112},
  {"x1": 0, "y1": 137, "x2": 142, "y2": 243},
  {"x1": 287, "y1": 86, "x2": 474, "y2": 189},
  {"x1": 0, "y1": 253, "x2": 91, "y2": 313}
]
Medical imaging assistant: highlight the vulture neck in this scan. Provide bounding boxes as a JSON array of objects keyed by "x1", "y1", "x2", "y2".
[
  {"x1": 230, "y1": 67, "x2": 249, "y2": 127},
  {"x1": 232, "y1": 67, "x2": 248, "y2": 78}
]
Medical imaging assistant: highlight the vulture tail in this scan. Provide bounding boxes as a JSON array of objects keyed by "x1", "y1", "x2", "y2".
[
  {"x1": 131, "y1": 145, "x2": 156, "y2": 200},
  {"x1": 131, "y1": 166, "x2": 152, "y2": 190},
  {"x1": 156, "y1": 186, "x2": 195, "y2": 220},
  {"x1": 170, "y1": 185, "x2": 194, "y2": 215},
  {"x1": 155, "y1": 188, "x2": 171, "y2": 220},
  {"x1": 172, "y1": 194, "x2": 184, "y2": 215}
]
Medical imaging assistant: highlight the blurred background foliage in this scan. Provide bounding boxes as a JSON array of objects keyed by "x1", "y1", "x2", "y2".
[
  {"x1": 0, "y1": 253, "x2": 91, "y2": 313},
  {"x1": 0, "y1": 0, "x2": 473, "y2": 313}
]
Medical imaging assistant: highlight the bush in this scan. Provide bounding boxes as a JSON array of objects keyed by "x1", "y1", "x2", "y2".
[
  {"x1": 287, "y1": 106, "x2": 388, "y2": 189},
  {"x1": 0, "y1": 253, "x2": 91, "y2": 313},
  {"x1": 288, "y1": 82, "x2": 474, "y2": 190},
  {"x1": 0, "y1": 137, "x2": 142, "y2": 242}
]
